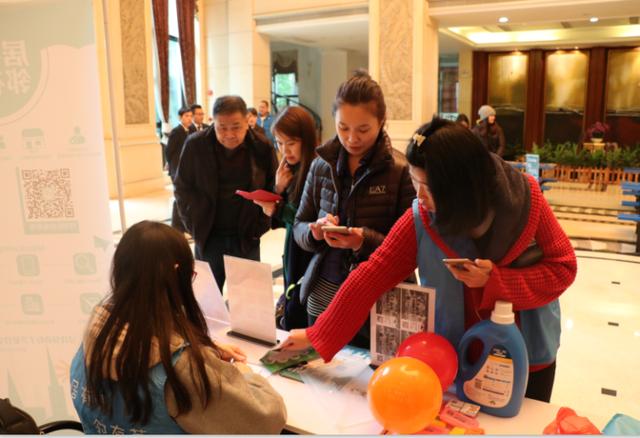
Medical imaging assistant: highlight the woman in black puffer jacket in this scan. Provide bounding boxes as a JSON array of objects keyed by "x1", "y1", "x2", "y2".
[{"x1": 293, "y1": 71, "x2": 415, "y2": 348}]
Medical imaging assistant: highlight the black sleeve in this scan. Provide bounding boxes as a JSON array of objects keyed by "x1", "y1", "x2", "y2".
[
  {"x1": 497, "y1": 125, "x2": 506, "y2": 157},
  {"x1": 293, "y1": 158, "x2": 325, "y2": 253},
  {"x1": 166, "y1": 128, "x2": 186, "y2": 180},
  {"x1": 243, "y1": 143, "x2": 278, "y2": 240},
  {"x1": 174, "y1": 138, "x2": 212, "y2": 242}
]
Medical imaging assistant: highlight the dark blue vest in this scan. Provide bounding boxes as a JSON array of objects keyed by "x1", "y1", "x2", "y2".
[
  {"x1": 412, "y1": 199, "x2": 560, "y2": 365},
  {"x1": 70, "y1": 345, "x2": 186, "y2": 434}
]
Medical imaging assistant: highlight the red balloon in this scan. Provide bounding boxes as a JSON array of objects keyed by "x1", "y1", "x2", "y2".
[{"x1": 396, "y1": 332, "x2": 458, "y2": 391}]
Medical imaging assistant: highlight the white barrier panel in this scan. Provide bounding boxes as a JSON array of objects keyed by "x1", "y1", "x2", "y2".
[{"x1": 0, "y1": 0, "x2": 113, "y2": 423}]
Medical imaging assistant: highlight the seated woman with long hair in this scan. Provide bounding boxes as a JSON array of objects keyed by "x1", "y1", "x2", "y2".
[{"x1": 69, "y1": 221, "x2": 286, "y2": 434}]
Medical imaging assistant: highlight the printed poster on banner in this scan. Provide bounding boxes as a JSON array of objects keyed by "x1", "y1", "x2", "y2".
[
  {"x1": 0, "y1": 0, "x2": 112, "y2": 425},
  {"x1": 370, "y1": 283, "x2": 436, "y2": 366}
]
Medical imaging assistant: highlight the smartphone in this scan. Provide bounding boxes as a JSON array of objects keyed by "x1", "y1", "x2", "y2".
[
  {"x1": 442, "y1": 258, "x2": 475, "y2": 270},
  {"x1": 321, "y1": 225, "x2": 351, "y2": 235}
]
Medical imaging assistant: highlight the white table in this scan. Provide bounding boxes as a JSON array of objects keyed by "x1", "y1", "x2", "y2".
[{"x1": 205, "y1": 318, "x2": 606, "y2": 435}]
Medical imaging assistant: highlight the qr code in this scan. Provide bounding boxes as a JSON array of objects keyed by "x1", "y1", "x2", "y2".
[{"x1": 21, "y1": 168, "x2": 74, "y2": 220}]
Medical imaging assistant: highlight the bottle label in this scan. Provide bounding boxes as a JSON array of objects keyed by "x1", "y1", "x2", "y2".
[{"x1": 463, "y1": 345, "x2": 513, "y2": 408}]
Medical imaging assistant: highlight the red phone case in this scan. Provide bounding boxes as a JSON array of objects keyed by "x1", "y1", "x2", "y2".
[{"x1": 235, "y1": 189, "x2": 283, "y2": 203}]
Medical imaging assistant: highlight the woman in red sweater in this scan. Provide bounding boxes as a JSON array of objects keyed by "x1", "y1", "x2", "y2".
[{"x1": 281, "y1": 117, "x2": 577, "y2": 402}]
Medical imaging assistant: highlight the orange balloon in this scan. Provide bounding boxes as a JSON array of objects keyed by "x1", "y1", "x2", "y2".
[{"x1": 368, "y1": 357, "x2": 443, "y2": 434}]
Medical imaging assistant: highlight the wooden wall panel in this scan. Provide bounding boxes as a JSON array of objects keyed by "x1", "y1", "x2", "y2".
[
  {"x1": 471, "y1": 51, "x2": 488, "y2": 122},
  {"x1": 584, "y1": 47, "x2": 608, "y2": 130},
  {"x1": 523, "y1": 50, "x2": 545, "y2": 150}
]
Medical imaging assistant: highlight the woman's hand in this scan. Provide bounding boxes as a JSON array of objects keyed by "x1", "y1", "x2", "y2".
[
  {"x1": 254, "y1": 199, "x2": 277, "y2": 217},
  {"x1": 309, "y1": 214, "x2": 339, "y2": 241},
  {"x1": 279, "y1": 329, "x2": 312, "y2": 351},
  {"x1": 445, "y1": 258, "x2": 493, "y2": 288},
  {"x1": 214, "y1": 342, "x2": 248, "y2": 363},
  {"x1": 324, "y1": 227, "x2": 364, "y2": 251},
  {"x1": 275, "y1": 157, "x2": 294, "y2": 195}
]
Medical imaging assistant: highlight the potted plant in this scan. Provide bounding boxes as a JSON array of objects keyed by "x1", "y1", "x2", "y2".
[{"x1": 586, "y1": 121, "x2": 610, "y2": 143}]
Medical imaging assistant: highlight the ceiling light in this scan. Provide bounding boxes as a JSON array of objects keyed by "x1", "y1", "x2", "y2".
[
  {"x1": 499, "y1": 17, "x2": 509, "y2": 23},
  {"x1": 590, "y1": 17, "x2": 599, "y2": 23}
]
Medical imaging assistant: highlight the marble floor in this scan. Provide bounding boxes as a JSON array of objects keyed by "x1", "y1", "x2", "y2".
[{"x1": 109, "y1": 183, "x2": 640, "y2": 423}]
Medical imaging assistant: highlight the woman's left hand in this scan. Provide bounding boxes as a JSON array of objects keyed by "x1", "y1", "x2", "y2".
[
  {"x1": 445, "y1": 258, "x2": 493, "y2": 288},
  {"x1": 324, "y1": 227, "x2": 364, "y2": 251},
  {"x1": 214, "y1": 342, "x2": 248, "y2": 363},
  {"x1": 275, "y1": 157, "x2": 294, "y2": 194}
]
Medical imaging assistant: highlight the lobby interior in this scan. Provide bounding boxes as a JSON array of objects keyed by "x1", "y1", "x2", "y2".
[{"x1": 99, "y1": 0, "x2": 640, "y2": 423}]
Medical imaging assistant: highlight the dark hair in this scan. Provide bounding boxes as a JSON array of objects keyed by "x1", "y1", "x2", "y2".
[
  {"x1": 247, "y1": 107, "x2": 258, "y2": 117},
  {"x1": 271, "y1": 106, "x2": 318, "y2": 204},
  {"x1": 178, "y1": 106, "x2": 192, "y2": 117},
  {"x1": 455, "y1": 113, "x2": 470, "y2": 126},
  {"x1": 260, "y1": 100, "x2": 269, "y2": 108},
  {"x1": 189, "y1": 103, "x2": 203, "y2": 112},
  {"x1": 332, "y1": 69, "x2": 386, "y2": 122},
  {"x1": 86, "y1": 221, "x2": 219, "y2": 425},
  {"x1": 213, "y1": 95, "x2": 247, "y2": 117},
  {"x1": 406, "y1": 117, "x2": 497, "y2": 236}
]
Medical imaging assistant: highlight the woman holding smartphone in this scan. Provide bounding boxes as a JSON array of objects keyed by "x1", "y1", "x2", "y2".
[
  {"x1": 253, "y1": 106, "x2": 317, "y2": 329},
  {"x1": 282, "y1": 117, "x2": 577, "y2": 402},
  {"x1": 292, "y1": 71, "x2": 415, "y2": 347},
  {"x1": 70, "y1": 221, "x2": 286, "y2": 434}
]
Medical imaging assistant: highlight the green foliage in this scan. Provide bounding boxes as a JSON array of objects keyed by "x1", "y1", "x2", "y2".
[{"x1": 531, "y1": 141, "x2": 640, "y2": 168}]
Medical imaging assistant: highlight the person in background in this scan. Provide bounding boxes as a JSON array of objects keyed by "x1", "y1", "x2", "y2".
[
  {"x1": 189, "y1": 104, "x2": 209, "y2": 132},
  {"x1": 292, "y1": 71, "x2": 415, "y2": 348},
  {"x1": 174, "y1": 96, "x2": 277, "y2": 291},
  {"x1": 257, "y1": 100, "x2": 276, "y2": 145},
  {"x1": 166, "y1": 106, "x2": 193, "y2": 232},
  {"x1": 472, "y1": 104, "x2": 506, "y2": 157},
  {"x1": 247, "y1": 107, "x2": 268, "y2": 139},
  {"x1": 455, "y1": 113, "x2": 470, "y2": 129},
  {"x1": 282, "y1": 118, "x2": 577, "y2": 403},
  {"x1": 253, "y1": 106, "x2": 318, "y2": 330},
  {"x1": 69, "y1": 221, "x2": 286, "y2": 434}
]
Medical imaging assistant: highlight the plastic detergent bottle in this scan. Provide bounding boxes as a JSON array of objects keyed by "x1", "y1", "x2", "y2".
[{"x1": 456, "y1": 301, "x2": 529, "y2": 417}]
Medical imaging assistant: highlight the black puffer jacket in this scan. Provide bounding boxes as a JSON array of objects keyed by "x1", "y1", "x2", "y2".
[{"x1": 293, "y1": 130, "x2": 415, "y2": 304}]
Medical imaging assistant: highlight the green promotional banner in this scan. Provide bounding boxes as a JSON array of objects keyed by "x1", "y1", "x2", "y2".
[{"x1": 0, "y1": 0, "x2": 113, "y2": 424}]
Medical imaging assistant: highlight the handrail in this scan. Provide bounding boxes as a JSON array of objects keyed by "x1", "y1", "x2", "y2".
[{"x1": 271, "y1": 92, "x2": 323, "y2": 140}]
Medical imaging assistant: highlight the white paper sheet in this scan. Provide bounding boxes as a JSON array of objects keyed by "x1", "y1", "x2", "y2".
[
  {"x1": 193, "y1": 260, "x2": 230, "y2": 323},
  {"x1": 297, "y1": 347, "x2": 373, "y2": 430},
  {"x1": 224, "y1": 255, "x2": 277, "y2": 345}
]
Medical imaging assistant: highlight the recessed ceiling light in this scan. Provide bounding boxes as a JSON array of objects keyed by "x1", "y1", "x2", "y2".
[
  {"x1": 499, "y1": 16, "x2": 509, "y2": 23},
  {"x1": 590, "y1": 16, "x2": 599, "y2": 23}
]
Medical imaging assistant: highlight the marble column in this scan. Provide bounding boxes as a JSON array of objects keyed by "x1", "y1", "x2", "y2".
[
  {"x1": 458, "y1": 48, "x2": 473, "y2": 121},
  {"x1": 204, "y1": 0, "x2": 271, "y2": 109},
  {"x1": 93, "y1": 0, "x2": 167, "y2": 198},
  {"x1": 320, "y1": 49, "x2": 348, "y2": 142},
  {"x1": 369, "y1": 0, "x2": 439, "y2": 150}
]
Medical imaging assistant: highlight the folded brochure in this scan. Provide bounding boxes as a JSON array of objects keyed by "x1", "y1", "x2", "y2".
[{"x1": 235, "y1": 189, "x2": 283, "y2": 203}]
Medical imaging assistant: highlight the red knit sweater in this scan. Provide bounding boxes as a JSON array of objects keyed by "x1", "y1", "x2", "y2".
[{"x1": 307, "y1": 177, "x2": 577, "y2": 363}]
